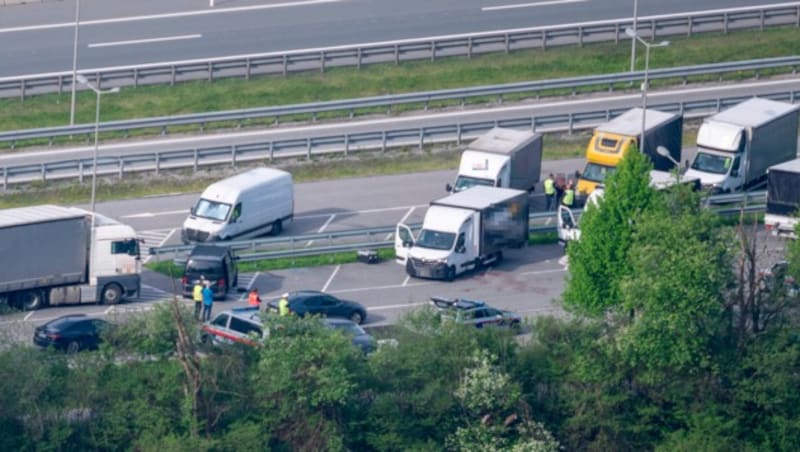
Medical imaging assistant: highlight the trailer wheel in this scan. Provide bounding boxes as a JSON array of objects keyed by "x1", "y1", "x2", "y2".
[
  {"x1": 18, "y1": 290, "x2": 44, "y2": 311},
  {"x1": 102, "y1": 284, "x2": 123, "y2": 305}
]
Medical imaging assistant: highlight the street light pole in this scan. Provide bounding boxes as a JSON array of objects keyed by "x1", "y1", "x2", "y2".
[
  {"x1": 70, "y1": 0, "x2": 81, "y2": 126},
  {"x1": 76, "y1": 75, "x2": 119, "y2": 286},
  {"x1": 625, "y1": 28, "x2": 669, "y2": 155},
  {"x1": 629, "y1": 0, "x2": 639, "y2": 73}
]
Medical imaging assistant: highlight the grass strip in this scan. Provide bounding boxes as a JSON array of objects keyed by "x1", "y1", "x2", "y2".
[{"x1": 1, "y1": 28, "x2": 799, "y2": 142}]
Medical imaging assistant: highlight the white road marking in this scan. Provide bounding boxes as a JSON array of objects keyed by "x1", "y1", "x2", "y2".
[
  {"x1": 122, "y1": 205, "x2": 426, "y2": 221},
  {"x1": 321, "y1": 265, "x2": 341, "y2": 293},
  {"x1": 368, "y1": 301, "x2": 427, "y2": 311},
  {"x1": 545, "y1": 216, "x2": 552, "y2": 225},
  {"x1": 24, "y1": 311, "x2": 34, "y2": 321},
  {"x1": 306, "y1": 213, "x2": 336, "y2": 247},
  {"x1": 386, "y1": 206, "x2": 417, "y2": 240},
  {"x1": 519, "y1": 268, "x2": 567, "y2": 276},
  {"x1": 104, "y1": 306, "x2": 115, "y2": 314},
  {"x1": 6, "y1": 77, "x2": 798, "y2": 163},
  {"x1": 327, "y1": 280, "x2": 434, "y2": 295},
  {"x1": 401, "y1": 275, "x2": 411, "y2": 287},
  {"x1": 483, "y1": 0, "x2": 587, "y2": 12},
  {"x1": 89, "y1": 34, "x2": 202, "y2": 49},
  {"x1": 122, "y1": 209, "x2": 186, "y2": 219},
  {"x1": 0, "y1": 0, "x2": 344, "y2": 34}
]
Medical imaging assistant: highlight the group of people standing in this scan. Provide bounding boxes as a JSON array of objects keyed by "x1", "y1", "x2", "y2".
[
  {"x1": 543, "y1": 173, "x2": 576, "y2": 211},
  {"x1": 193, "y1": 278, "x2": 292, "y2": 322}
]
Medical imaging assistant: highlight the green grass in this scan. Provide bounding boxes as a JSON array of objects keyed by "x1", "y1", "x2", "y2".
[{"x1": 2, "y1": 27, "x2": 799, "y2": 143}]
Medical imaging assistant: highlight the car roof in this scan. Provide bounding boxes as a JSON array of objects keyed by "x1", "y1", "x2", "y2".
[
  {"x1": 189, "y1": 244, "x2": 231, "y2": 259},
  {"x1": 431, "y1": 296, "x2": 486, "y2": 310}
]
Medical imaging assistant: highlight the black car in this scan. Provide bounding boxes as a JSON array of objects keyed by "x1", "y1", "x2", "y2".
[
  {"x1": 268, "y1": 290, "x2": 368, "y2": 324},
  {"x1": 33, "y1": 315, "x2": 111, "y2": 353},
  {"x1": 324, "y1": 318, "x2": 376, "y2": 354},
  {"x1": 181, "y1": 245, "x2": 239, "y2": 300}
]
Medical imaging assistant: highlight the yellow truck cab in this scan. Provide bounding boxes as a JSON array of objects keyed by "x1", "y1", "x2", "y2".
[{"x1": 578, "y1": 108, "x2": 682, "y2": 200}]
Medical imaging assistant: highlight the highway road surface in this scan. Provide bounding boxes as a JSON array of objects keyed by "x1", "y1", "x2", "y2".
[{"x1": 0, "y1": 0, "x2": 783, "y2": 77}]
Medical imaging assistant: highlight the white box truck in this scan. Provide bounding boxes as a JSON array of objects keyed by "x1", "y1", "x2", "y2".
[
  {"x1": 182, "y1": 167, "x2": 294, "y2": 243},
  {"x1": 0, "y1": 205, "x2": 141, "y2": 310},
  {"x1": 765, "y1": 158, "x2": 800, "y2": 239},
  {"x1": 395, "y1": 186, "x2": 529, "y2": 281},
  {"x1": 684, "y1": 98, "x2": 800, "y2": 194},
  {"x1": 447, "y1": 127, "x2": 543, "y2": 193}
]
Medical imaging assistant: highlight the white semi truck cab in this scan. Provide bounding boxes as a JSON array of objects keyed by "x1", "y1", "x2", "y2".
[{"x1": 684, "y1": 98, "x2": 799, "y2": 194}]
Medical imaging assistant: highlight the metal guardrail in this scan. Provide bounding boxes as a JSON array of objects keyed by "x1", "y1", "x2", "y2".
[
  {"x1": 3, "y1": 56, "x2": 800, "y2": 146},
  {"x1": 1, "y1": 3, "x2": 799, "y2": 99},
  {"x1": 3, "y1": 89, "x2": 799, "y2": 190},
  {"x1": 150, "y1": 192, "x2": 767, "y2": 262}
]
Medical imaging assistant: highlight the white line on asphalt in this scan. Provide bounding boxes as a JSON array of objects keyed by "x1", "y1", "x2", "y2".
[
  {"x1": 0, "y1": 0, "x2": 343, "y2": 34},
  {"x1": 144, "y1": 228, "x2": 177, "y2": 264},
  {"x1": 307, "y1": 213, "x2": 336, "y2": 247},
  {"x1": 104, "y1": 306, "x2": 114, "y2": 314},
  {"x1": 545, "y1": 217, "x2": 552, "y2": 225},
  {"x1": 482, "y1": 0, "x2": 586, "y2": 12},
  {"x1": 6, "y1": 78, "x2": 798, "y2": 163},
  {"x1": 386, "y1": 206, "x2": 416, "y2": 240},
  {"x1": 321, "y1": 265, "x2": 341, "y2": 293},
  {"x1": 519, "y1": 268, "x2": 568, "y2": 276},
  {"x1": 24, "y1": 311, "x2": 34, "y2": 321},
  {"x1": 401, "y1": 275, "x2": 410, "y2": 287},
  {"x1": 89, "y1": 34, "x2": 202, "y2": 49},
  {"x1": 122, "y1": 209, "x2": 187, "y2": 219},
  {"x1": 327, "y1": 280, "x2": 434, "y2": 295},
  {"x1": 368, "y1": 301, "x2": 427, "y2": 311}
]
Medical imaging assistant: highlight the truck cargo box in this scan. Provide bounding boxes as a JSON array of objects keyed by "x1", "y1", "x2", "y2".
[
  {"x1": 766, "y1": 158, "x2": 800, "y2": 216},
  {"x1": 0, "y1": 205, "x2": 90, "y2": 294}
]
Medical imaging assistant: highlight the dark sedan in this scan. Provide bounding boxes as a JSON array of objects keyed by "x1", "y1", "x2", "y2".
[
  {"x1": 324, "y1": 318, "x2": 376, "y2": 354},
  {"x1": 268, "y1": 290, "x2": 368, "y2": 324},
  {"x1": 33, "y1": 315, "x2": 111, "y2": 353}
]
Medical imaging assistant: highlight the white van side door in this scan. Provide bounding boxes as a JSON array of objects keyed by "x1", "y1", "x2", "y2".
[
  {"x1": 557, "y1": 206, "x2": 579, "y2": 244},
  {"x1": 394, "y1": 224, "x2": 415, "y2": 264}
]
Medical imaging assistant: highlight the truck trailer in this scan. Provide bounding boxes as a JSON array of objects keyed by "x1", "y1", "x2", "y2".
[
  {"x1": 684, "y1": 98, "x2": 800, "y2": 193},
  {"x1": 0, "y1": 205, "x2": 141, "y2": 310},
  {"x1": 395, "y1": 186, "x2": 529, "y2": 281},
  {"x1": 765, "y1": 158, "x2": 800, "y2": 239},
  {"x1": 577, "y1": 108, "x2": 683, "y2": 198},
  {"x1": 447, "y1": 127, "x2": 543, "y2": 193}
]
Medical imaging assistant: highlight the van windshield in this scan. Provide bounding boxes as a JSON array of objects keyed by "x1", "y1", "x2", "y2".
[
  {"x1": 582, "y1": 162, "x2": 615, "y2": 183},
  {"x1": 416, "y1": 229, "x2": 456, "y2": 251},
  {"x1": 691, "y1": 151, "x2": 731, "y2": 175},
  {"x1": 453, "y1": 176, "x2": 494, "y2": 193},
  {"x1": 194, "y1": 199, "x2": 232, "y2": 221}
]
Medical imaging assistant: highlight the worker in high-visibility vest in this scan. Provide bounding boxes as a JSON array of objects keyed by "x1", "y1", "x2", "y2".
[
  {"x1": 247, "y1": 288, "x2": 261, "y2": 308},
  {"x1": 562, "y1": 181, "x2": 575, "y2": 208},
  {"x1": 544, "y1": 174, "x2": 556, "y2": 211},
  {"x1": 193, "y1": 276, "x2": 205, "y2": 321}
]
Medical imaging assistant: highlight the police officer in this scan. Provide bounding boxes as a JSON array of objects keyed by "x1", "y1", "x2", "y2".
[
  {"x1": 278, "y1": 293, "x2": 291, "y2": 316},
  {"x1": 544, "y1": 173, "x2": 556, "y2": 211},
  {"x1": 193, "y1": 276, "x2": 205, "y2": 321},
  {"x1": 562, "y1": 181, "x2": 575, "y2": 208}
]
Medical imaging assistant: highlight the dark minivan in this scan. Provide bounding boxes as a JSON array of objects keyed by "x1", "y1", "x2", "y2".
[{"x1": 182, "y1": 245, "x2": 239, "y2": 300}]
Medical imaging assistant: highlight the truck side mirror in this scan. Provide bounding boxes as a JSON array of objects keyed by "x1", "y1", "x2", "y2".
[
  {"x1": 445, "y1": 183, "x2": 453, "y2": 192},
  {"x1": 731, "y1": 169, "x2": 739, "y2": 177},
  {"x1": 456, "y1": 245, "x2": 466, "y2": 254}
]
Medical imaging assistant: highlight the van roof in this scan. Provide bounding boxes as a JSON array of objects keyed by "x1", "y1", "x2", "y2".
[
  {"x1": 708, "y1": 98, "x2": 800, "y2": 128},
  {"x1": 432, "y1": 186, "x2": 525, "y2": 211},
  {"x1": 189, "y1": 244, "x2": 231, "y2": 259},
  {"x1": 202, "y1": 168, "x2": 291, "y2": 202},
  {"x1": 596, "y1": 108, "x2": 678, "y2": 136}
]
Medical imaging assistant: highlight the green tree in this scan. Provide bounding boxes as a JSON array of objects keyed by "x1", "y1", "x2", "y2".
[{"x1": 563, "y1": 146, "x2": 656, "y2": 315}]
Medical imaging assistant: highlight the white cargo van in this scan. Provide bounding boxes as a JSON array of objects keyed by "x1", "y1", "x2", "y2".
[{"x1": 182, "y1": 168, "x2": 293, "y2": 243}]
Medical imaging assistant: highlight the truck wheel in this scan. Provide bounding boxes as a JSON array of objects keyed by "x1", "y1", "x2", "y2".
[
  {"x1": 102, "y1": 284, "x2": 123, "y2": 305},
  {"x1": 445, "y1": 266, "x2": 456, "y2": 282},
  {"x1": 272, "y1": 220, "x2": 283, "y2": 236},
  {"x1": 18, "y1": 290, "x2": 44, "y2": 311},
  {"x1": 495, "y1": 251, "x2": 504, "y2": 264},
  {"x1": 406, "y1": 261, "x2": 417, "y2": 278}
]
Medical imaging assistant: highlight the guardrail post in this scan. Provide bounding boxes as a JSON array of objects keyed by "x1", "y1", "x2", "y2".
[
  {"x1": 57, "y1": 75, "x2": 64, "y2": 95},
  {"x1": 306, "y1": 138, "x2": 312, "y2": 159},
  {"x1": 357, "y1": 48, "x2": 362, "y2": 69},
  {"x1": 208, "y1": 62, "x2": 214, "y2": 81},
  {"x1": 2, "y1": 167, "x2": 6, "y2": 193},
  {"x1": 231, "y1": 145, "x2": 237, "y2": 168},
  {"x1": 568, "y1": 114, "x2": 574, "y2": 134},
  {"x1": 20, "y1": 79, "x2": 25, "y2": 101},
  {"x1": 344, "y1": 135, "x2": 349, "y2": 156},
  {"x1": 419, "y1": 129, "x2": 424, "y2": 150},
  {"x1": 193, "y1": 149, "x2": 199, "y2": 173},
  {"x1": 381, "y1": 131, "x2": 387, "y2": 153},
  {"x1": 171, "y1": 65, "x2": 176, "y2": 86},
  {"x1": 155, "y1": 153, "x2": 160, "y2": 175},
  {"x1": 431, "y1": 41, "x2": 436, "y2": 62},
  {"x1": 531, "y1": 117, "x2": 536, "y2": 133},
  {"x1": 41, "y1": 164, "x2": 46, "y2": 184},
  {"x1": 614, "y1": 24, "x2": 620, "y2": 43},
  {"x1": 796, "y1": 6, "x2": 800, "y2": 27},
  {"x1": 541, "y1": 30, "x2": 547, "y2": 50},
  {"x1": 134, "y1": 68, "x2": 139, "y2": 87},
  {"x1": 118, "y1": 158, "x2": 125, "y2": 179},
  {"x1": 394, "y1": 44, "x2": 400, "y2": 65},
  {"x1": 456, "y1": 123, "x2": 462, "y2": 145},
  {"x1": 578, "y1": 27, "x2": 583, "y2": 47},
  {"x1": 724, "y1": 13, "x2": 729, "y2": 34},
  {"x1": 505, "y1": 33, "x2": 510, "y2": 53},
  {"x1": 283, "y1": 55, "x2": 288, "y2": 77},
  {"x1": 245, "y1": 58, "x2": 251, "y2": 80},
  {"x1": 650, "y1": 21, "x2": 656, "y2": 39},
  {"x1": 320, "y1": 51, "x2": 326, "y2": 73},
  {"x1": 467, "y1": 37, "x2": 473, "y2": 59},
  {"x1": 78, "y1": 161, "x2": 84, "y2": 184},
  {"x1": 760, "y1": 9, "x2": 765, "y2": 31},
  {"x1": 269, "y1": 142, "x2": 274, "y2": 162},
  {"x1": 688, "y1": 17, "x2": 693, "y2": 37},
  {"x1": 95, "y1": 73, "x2": 101, "y2": 90}
]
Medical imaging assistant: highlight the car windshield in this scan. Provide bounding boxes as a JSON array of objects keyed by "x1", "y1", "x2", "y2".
[
  {"x1": 329, "y1": 322, "x2": 366, "y2": 336},
  {"x1": 582, "y1": 162, "x2": 615, "y2": 183},
  {"x1": 193, "y1": 198, "x2": 232, "y2": 221},
  {"x1": 453, "y1": 176, "x2": 493, "y2": 193},
  {"x1": 691, "y1": 151, "x2": 731, "y2": 175},
  {"x1": 415, "y1": 229, "x2": 456, "y2": 250}
]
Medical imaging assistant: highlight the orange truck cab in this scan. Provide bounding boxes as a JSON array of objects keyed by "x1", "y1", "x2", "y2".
[{"x1": 577, "y1": 108, "x2": 683, "y2": 201}]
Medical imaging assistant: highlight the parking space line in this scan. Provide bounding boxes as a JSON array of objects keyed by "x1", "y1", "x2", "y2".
[
  {"x1": 519, "y1": 268, "x2": 567, "y2": 276},
  {"x1": 369, "y1": 301, "x2": 427, "y2": 311},
  {"x1": 328, "y1": 280, "x2": 434, "y2": 295},
  {"x1": 24, "y1": 311, "x2": 34, "y2": 321},
  {"x1": 321, "y1": 265, "x2": 341, "y2": 292},
  {"x1": 386, "y1": 206, "x2": 416, "y2": 240},
  {"x1": 307, "y1": 213, "x2": 336, "y2": 247},
  {"x1": 401, "y1": 275, "x2": 410, "y2": 287}
]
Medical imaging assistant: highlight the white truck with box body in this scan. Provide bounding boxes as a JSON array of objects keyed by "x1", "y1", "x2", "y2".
[
  {"x1": 182, "y1": 167, "x2": 294, "y2": 243},
  {"x1": 0, "y1": 205, "x2": 141, "y2": 310},
  {"x1": 395, "y1": 186, "x2": 529, "y2": 281},
  {"x1": 447, "y1": 127, "x2": 543, "y2": 193},
  {"x1": 765, "y1": 158, "x2": 800, "y2": 239},
  {"x1": 684, "y1": 98, "x2": 800, "y2": 194}
]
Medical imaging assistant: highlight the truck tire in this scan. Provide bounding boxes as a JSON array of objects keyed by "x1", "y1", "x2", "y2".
[
  {"x1": 18, "y1": 290, "x2": 44, "y2": 311},
  {"x1": 272, "y1": 219, "x2": 283, "y2": 236},
  {"x1": 445, "y1": 266, "x2": 456, "y2": 282},
  {"x1": 101, "y1": 284, "x2": 123, "y2": 305}
]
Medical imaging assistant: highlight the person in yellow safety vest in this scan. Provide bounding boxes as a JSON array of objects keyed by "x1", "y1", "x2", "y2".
[
  {"x1": 544, "y1": 173, "x2": 556, "y2": 211},
  {"x1": 278, "y1": 293, "x2": 291, "y2": 316},
  {"x1": 248, "y1": 288, "x2": 261, "y2": 308},
  {"x1": 562, "y1": 181, "x2": 575, "y2": 207},
  {"x1": 193, "y1": 276, "x2": 205, "y2": 321}
]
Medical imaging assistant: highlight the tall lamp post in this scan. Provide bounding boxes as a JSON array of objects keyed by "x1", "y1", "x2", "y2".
[
  {"x1": 629, "y1": 0, "x2": 639, "y2": 72},
  {"x1": 76, "y1": 75, "x2": 119, "y2": 285},
  {"x1": 625, "y1": 28, "x2": 669, "y2": 155},
  {"x1": 70, "y1": 0, "x2": 81, "y2": 126}
]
